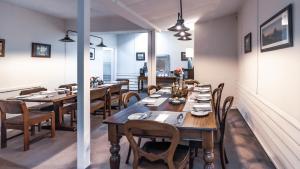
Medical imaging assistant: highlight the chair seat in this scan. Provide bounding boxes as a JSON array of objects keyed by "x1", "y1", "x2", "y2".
[
  {"x1": 140, "y1": 141, "x2": 189, "y2": 169},
  {"x1": 111, "y1": 94, "x2": 120, "y2": 101},
  {"x1": 28, "y1": 103, "x2": 53, "y2": 111},
  {"x1": 6, "y1": 111, "x2": 54, "y2": 125},
  {"x1": 61, "y1": 103, "x2": 77, "y2": 113},
  {"x1": 90, "y1": 100, "x2": 105, "y2": 113}
]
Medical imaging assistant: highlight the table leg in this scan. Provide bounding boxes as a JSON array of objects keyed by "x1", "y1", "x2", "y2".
[
  {"x1": 138, "y1": 79, "x2": 141, "y2": 93},
  {"x1": 203, "y1": 131, "x2": 215, "y2": 169},
  {"x1": 108, "y1": 124, "x2": 121, "y2": 169}
]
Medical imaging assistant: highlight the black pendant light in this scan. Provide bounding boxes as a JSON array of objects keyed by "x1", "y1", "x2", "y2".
[
  {"x1": 59, "y1": 34, "x2": 75, "y2": 42},
  {"x1": 168, "y1": 0, "x2": 192, "y2": 40},
  {"x1": 97, "y1": 41, "x2": 107, "y2": 47},
  {"x1": 174, "y1": 31, "x2": 192, "y2": 37},
  {"x1": 178, "y1": 36, "x2": 192, "y2": 41}
]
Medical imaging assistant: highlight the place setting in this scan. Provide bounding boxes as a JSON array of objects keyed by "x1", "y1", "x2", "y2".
[{"x1": 191, "y1": 103, "x2": 212, "y2": 117}]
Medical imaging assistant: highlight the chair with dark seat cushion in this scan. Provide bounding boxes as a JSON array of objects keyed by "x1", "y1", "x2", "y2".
[
  {"x1": 124, "y1": 120, "x2": 190, "y2": 169},
  {"x1": 90, "y1": 88, "x2": 107, "y2": 119},
  {"x1": 108, "y1": 84, "x2": 122, "y2": 111},
  {"x1": 0, "y1": 100, "x2": 55, "y2": 151},
  {"x1": 219, "y1": 96, "x2": 234, "y2": 169}
]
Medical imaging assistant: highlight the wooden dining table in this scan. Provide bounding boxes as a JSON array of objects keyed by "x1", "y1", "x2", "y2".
[{"x1": 103, "y1": 87, "x2": 218, "y2": 169}]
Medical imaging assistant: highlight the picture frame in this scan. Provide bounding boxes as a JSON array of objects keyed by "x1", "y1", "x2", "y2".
[
  {"x1": 0, "y1": 39, "x2": 6, "y2": 57},
  {"x1": 136, "y1": 52, "x2": 145, "y2": 61},
  {"x1": 32, "y1": 43, "x2": 51, "y2": 58},
  {"x1": 260, "y1": 4, "x2": 293, "y2": 52},
  {"x1": 90, "y1": 48, "x2": 95, "y2": 60},
  {"x1": 244, "y1": 33, "x2": 252, "y2": 53},
  {"x1": 181, "y1": 52, "x2": 187, "y2": 61}
]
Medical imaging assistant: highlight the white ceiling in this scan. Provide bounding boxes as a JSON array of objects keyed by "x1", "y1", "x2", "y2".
[{"x1": 1, "y1": 0, "x2": 244, "y2": 30}]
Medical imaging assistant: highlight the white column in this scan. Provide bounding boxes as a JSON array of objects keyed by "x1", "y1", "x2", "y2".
[
  {"x1": 77, "y1": 0, "x2": 91, "y2": 168},
  {"x1": 147, "y1": 30, "x2": 156, "y2": 85}
]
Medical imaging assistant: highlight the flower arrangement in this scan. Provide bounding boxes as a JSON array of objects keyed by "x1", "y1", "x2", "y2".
[{"x1": 174, "y1": 67, "x2": 184, "y2": 77}]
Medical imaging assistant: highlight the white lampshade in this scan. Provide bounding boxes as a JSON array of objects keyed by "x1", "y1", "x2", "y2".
[{"x1": 185, "y1": 48, "x2": 194, "y2": 58}]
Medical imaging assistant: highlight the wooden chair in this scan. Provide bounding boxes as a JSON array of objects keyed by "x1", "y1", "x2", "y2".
[
  {"x1": 90, "y1": 88, "x2": 107, "y2": 119},
  {"x1": 0, "y1": 100, "x2": 55, "y2": 151},
  {"x1": 109, "y1": 84, "x2": 122, "y2": 111},
  {"x1": 20, "y1": 87, "x2": 53, "y2": 111},
  {"x1": 124, "y1": 120, "x2": 190, "y2": 169},
  {"x1": 147, "y1": 85, "x2": 160, "y2": 96},
  {"x1": 219, "y1": 96, "x2": 234, "y2": 169},
  {"x1": 122, "y1": 92, "x2": 142, "y2": 164},
  {"x1": 212, "y1": 88, "x2": 222, "y2": 125},
  {"x1": 116, "y1": 79, "x2": 130, "y2": 93},
  {"x1": 59, "y1": 99, "x2": 77, "y2": 127},
  {"x1": 184, "y1": 79, "x2": 200, "y2": 85}
]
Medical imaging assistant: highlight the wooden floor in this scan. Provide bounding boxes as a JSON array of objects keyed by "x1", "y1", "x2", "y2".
[{"x1": 0, "y1": 94, "x2": 275, "y2": 169}]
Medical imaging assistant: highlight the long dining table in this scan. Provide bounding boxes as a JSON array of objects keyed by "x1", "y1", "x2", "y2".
[{"x1": 103, "y1": 86, "x2": 218, "y2": 169}]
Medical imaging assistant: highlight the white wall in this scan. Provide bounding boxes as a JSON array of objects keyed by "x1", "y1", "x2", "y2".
[
  {"x1": 194, "y1": 14, "x2": 238, "y2": 102},
  {"x1": 0, "y1": 1, "x2": 66, "y2": 97},
  {"x1": 116, "y1": 33, "x2": 148, "y2": 90},
  {"x1": 237, "y1": 0, "x2": 300, "y2": 168},
  {"x1": 156, "y1": 31, "x2": 194, "y2": 70}
]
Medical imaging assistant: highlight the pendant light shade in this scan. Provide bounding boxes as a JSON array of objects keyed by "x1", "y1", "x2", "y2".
[
  {"x1": 96, "y1": 41, "x2": 107, "y2": 47},
  {"x1": 178, "y1": 36, "x2": 192, "y2": 41},
  {"x1": 59, "y1": 34, "x2": 75, "y2": 42},
  {"x1": 174, "y1": 31, "x2": 192, "y2": 37}
]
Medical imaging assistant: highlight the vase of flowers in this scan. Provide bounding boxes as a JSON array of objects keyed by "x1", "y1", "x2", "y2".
[{"x1": 174, "y1": 67, "x2": 184, "y2": 88}]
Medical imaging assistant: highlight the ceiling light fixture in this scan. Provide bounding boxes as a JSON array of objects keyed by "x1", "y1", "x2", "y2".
[
  {"x1": 178, "y1": 36, "x2": 192, "y2": 41},
  {"x1": 59, "y1": 30, "x2": 107, "y2": 47},
  {"x1": 168, "y1": 0, "x2": 192, "y2": 40}
]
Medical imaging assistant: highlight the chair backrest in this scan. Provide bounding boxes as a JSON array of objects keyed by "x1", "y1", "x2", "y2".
[
  {"x1": 147, "y1": 85, "x2": 160, "y2": 96},
  {"x1": 90, "y1": 88, "x2": 107, "y2": 101},
  {"x1": 59, "y1": 83, "x2": 77, "y2": 91},
  {"x1": 218, "y1": 83, "x2": 225, "y2": 97},
  {"x1": 124, "y1": 120, "x2": 180, "y2": 169},
  {"x1": 184, "y1": 79, "x2": 200, "y2": 85},
  {"x1": 109, "y1": 84, "x2": 122, "y2": 95},
  {"x1": 116, "y1": 79, "x2": 130, "y2": 91},
  {"x1": 123, "y1": 92, "x2": 141, "y2": 108},
  {"x1": 212, "y1": 88, "x2": 222, "y2": 125},
  {"x1": 220, "y1": 96, "x2": 234, "y2": 143},
  {"x1": 0, "y1": 100, "x2": 28, "y2": 119},
  {"x1": 20, "y1": 87, "x2": 47, "y2": 95}
]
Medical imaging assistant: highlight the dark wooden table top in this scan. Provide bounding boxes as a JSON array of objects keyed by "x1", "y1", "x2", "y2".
[
  {"x1": 104, "y1": 90, "x2": 217, "y2": 131},
  {"x1": 7, "y1": 93, "x2": 76, "y2": 103}
]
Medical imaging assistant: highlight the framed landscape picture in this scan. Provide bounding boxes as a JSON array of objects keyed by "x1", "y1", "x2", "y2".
[
  {"x1": 136, "y1": 52, "x2": 145, "y2": 61},
  {"x1": 260, "y1": 4, "x2": 293, "y2": 52},
  {"x1": 244, "y1": 33, "x2": 252, "y2": 53},
  {"x1": 90, "y1": 48, "x2": 95, "y2": 60},
  {"x1": 181, "y1": 52, "x2": 187, "y2": 61},
  {"x1": 0, "y1": 39, "x2": 5, "y2": 57},
  {"x1": 32, "y1": 43, "x2": 51, "y2": 58}
]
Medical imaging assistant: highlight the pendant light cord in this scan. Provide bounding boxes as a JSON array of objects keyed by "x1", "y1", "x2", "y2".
[{"x1": 180, "y1": 0, "x2": 183, "y2": 19}]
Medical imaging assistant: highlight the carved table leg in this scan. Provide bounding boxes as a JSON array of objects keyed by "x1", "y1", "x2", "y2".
[
  {"x1": 108, "y1": 124, "x2": 121, "y2": 169},
  {"x1": 203, "y1": 131, "x2": 215, "y2": 169}
]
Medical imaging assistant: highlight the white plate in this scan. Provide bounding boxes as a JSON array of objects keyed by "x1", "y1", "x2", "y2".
[
  {"x1": 196, "y1": 97, "x2": 211, "y2": 101},
  {"x1": 193, "y1": 104, "x2": 211, "y2": 111},
  {"x1": 128, "y1": 113, "x2": 147, "y2": 120},
  {"x1": 149, "y1": 94, "x2": 161, "y2": 98},
  {"x1": 191, "y1": 110, "x2": 210, "y2": 117},
  {"x1": 198, "y1": 93, "x2": 211, "y2": 97}
]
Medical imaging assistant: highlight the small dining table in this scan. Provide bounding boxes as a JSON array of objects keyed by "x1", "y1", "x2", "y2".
[{"x1": 103, "y1": 86, "x2": 218, "y2": 169}]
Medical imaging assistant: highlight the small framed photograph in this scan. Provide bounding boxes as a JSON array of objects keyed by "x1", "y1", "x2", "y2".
[
  {"x1": 244, "y1": 33, "x2": 252, "y2": 53},
  {"x1": 181, "y1": 52, "x2": 187, "y2": 61},
  {"x1": 136, "y1": 52, "x2": 145, "y2": 61},
  {"x1": 90, "y1": 48, "x2": 95, "y2": 60},
  {"x1": 32, "y1": 43, "x2": 51, "y2": 58},
  {"x1": 260, "y1": 4, "x2": 293, "y2": 52},
  {"x1": 0, "y1": 39, "x2": 6, "y2": 57}
]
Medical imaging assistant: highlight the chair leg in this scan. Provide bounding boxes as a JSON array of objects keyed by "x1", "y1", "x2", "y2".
[
  {"x1": 23, "y1": 126, "x2": 30, "y2": 151},
  {"x1": 38, "y1": 123, "x2": 41, "y2": 132},
  {"x1": 51, "y1": 115, "x2": 56, "y2": 138},
  {"x1": 219, "y1": 143, "x2": 227, "y2": 169},
  {"x1": 70, "y1": 111, "x2": 74, "y2": 127},
  {"x1": 31, "y1": 126, "x2": 35, "y2": 136},
  {"x1": 224, "y1": 148, "x2": 229, "y2": 164},
  {"x1": 125, "y1": 145, "x2": 131, "y2": 164},
  {"x1": 1, "y1": 123, "x2": 7, "y2": 148}
]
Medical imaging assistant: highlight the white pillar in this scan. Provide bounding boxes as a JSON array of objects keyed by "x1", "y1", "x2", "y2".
[
  {"x1": 77, "y1": 0, "x2": 91, "y2": 168},
  {"x1": 148, "y1": 30, "x2": 156, "y2": 85}
]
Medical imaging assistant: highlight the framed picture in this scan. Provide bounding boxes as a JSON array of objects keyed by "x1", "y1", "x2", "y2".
[
  {"x1": 181, "y1": 52, "x2": 187, "y2": 61},
  {"x1": 136, "y1": 52, "x2": 145, "y2": 61},
  {"x1": 0, "y1": 39, "x2": 5, "y2": 57},
  {"x1": 244, "y1": 33, "x2": 252, "y2": 53},
  {"x1": 32, "y1": 43, "x2": 51, "y2": 58},
  {"x1": 260, "y1": 4, "x2": 293, "y2": 52},
  {"x1": 90, "y1": 48, "x2": 95, "y2": 60}
]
